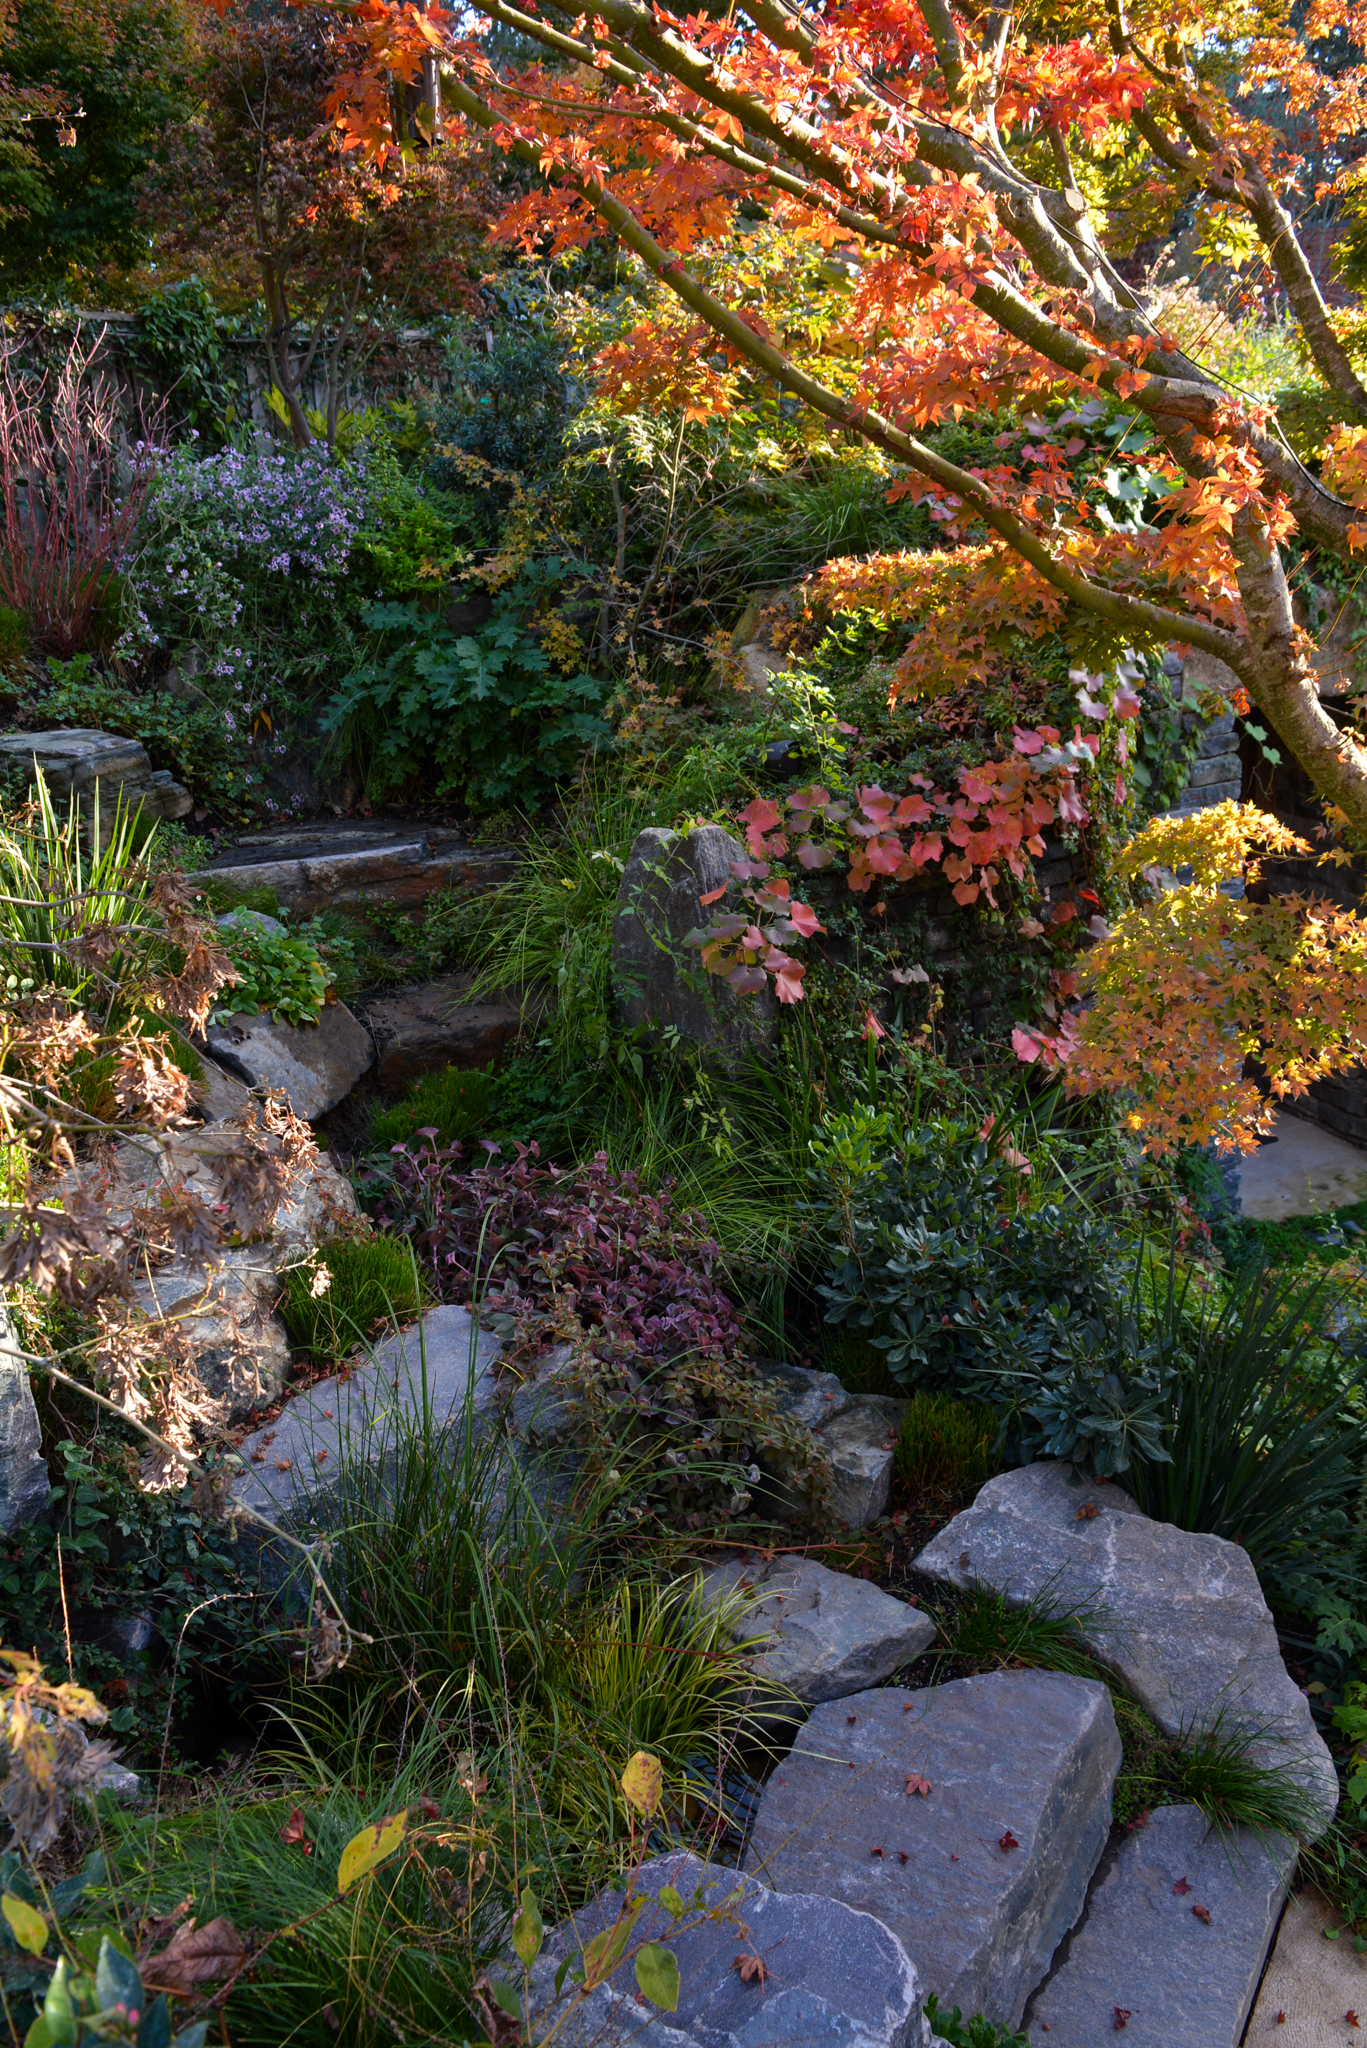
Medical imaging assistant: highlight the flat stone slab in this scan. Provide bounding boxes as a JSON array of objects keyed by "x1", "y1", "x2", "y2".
[
  {"x1": 230, "y1": 1304, "x2": 500, "y2": 1528},
  {"x1": 360, "y1": 975, "x2": 521, "y2": 1092},
  {"x1": 744, "y1": 1671, "x2": 1121, "y2": 2028},
  {"x1": 1238, "y1": 1108, "x2": 1367, "y2": 1219},
  {"x1": 526, "y1": 1848, "x2": 936, "y2": 2048},
  {"x1": 1245, "y1": 1884, "x2": 1367, "y2": 2043},
  {"x1": 700, "y1": 1553, "x2": 935, "y2": 1703},
  {"x1": 0, "y1": 729, "x2": 191, "y2": 824},
  {"x1": 205, "y1": 1002, "x2": 374, "y2": 1120},
  {"x1": 915, "y1": 1462, "x2": 1338, "y2": 1830},
  {"x1": 208, "y1": 830, "x2": 520, "y2": 917},
  {"x1": 1023, "y1": 1803, "x2": 1296, "y2": 2045}
]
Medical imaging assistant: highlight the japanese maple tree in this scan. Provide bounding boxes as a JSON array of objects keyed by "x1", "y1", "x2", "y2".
[{"x1": 305, "y1": 0, "x2": 1367, "y2": 1145}]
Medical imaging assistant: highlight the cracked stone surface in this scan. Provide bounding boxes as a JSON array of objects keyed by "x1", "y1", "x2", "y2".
[
  {"x1": 744, "y1": 1670, "x2": 1121, "y2": 2028},
  {"x1": 699, "y1": 1553, "x2": 935, "y2": 1703},
  {"x1": 915, "y1": 1462, "x2": 1338, "y2": 1830},
  {"x1": 526, "y1": 1849, "x2": 936, "y2": 2048},
  {"x1": 1023, "y1": 1803, "x2": 1296, "y2": 2046}
]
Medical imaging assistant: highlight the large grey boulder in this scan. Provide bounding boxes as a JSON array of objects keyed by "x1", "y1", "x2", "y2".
[
  {"x1": 750, "y1": 1363, "x2": 904, "y2": 1529},
  {"x1": 699, "y1": 1553, "x2": 935, "y2": 1703},
  {"x1": 612, "y1": 826, "x2": 777, "y2": 1058},
  {"x1": 230, "y1": 1303, "x2": 501, "y2": 1529},
  {"x1": 744, "y1": 1671, "x2": 1121, "y2": 2029},
  {"x1": 0, "y1": 1304, "x2": 49, "y2": 1532},
  {"x1": 1023, "y1": 1803, "x2": 1296, "y2": 2046},
  {"x1": 525, "y1": 1848, "x2": 937, "y2": 2048},
  {"x1": 205, "y1": 1002, "x2": 373, "y2": 1120},
  {"x1": 68, "y1": 1130, "x2": 358, "y2": 1427},
  {"x1": 915, "y1": 1461, "x2": 1338, "y2": 1830}
]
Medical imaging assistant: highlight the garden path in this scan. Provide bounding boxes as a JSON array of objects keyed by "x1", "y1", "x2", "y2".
[{"x1": 1238, "y1": 1113, "x2": 1367, "y2": 1221}]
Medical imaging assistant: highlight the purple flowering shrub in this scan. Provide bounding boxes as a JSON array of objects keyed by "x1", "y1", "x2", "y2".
[{"x1": 371, "y1": 1140, "x2": 832, "y2": 1529}]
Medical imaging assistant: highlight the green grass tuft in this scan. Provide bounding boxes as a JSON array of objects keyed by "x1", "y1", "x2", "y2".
[
  {"x1": 894, "y1": 1391, "x2": 1000, "y2": 1497},
  {"x1": 280, "y1": 1234, "x2": 424, "y2": 1363},
  {"x1": 369, "y1": 1065, "x2": 501, "y2": 1153}
]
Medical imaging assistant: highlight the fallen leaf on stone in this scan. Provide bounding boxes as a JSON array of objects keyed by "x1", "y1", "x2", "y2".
[
  {"x1": 1112, "y1": 2011, "x2": 1131, "y2": 2031},
  {"x1": 1275, "y1": 2016, "x2": 1285, "y2": 2026},
  {"x1": 847, "y1": 1715, "x2": 857, "y2": 1725},
  {"x1": 1192, "y1": 1904, "x2": 1211, "y2": 1925},
  {"x1": 1349, "y1": 2013, "x2": 1361, "y2": 2029},
  {"x1": 732, "y1": 1954, "x2": 769, "y2": 1988},
  {"x1": 869, "y1": 1846, "x2": 884, "y2": 1857},
  {"x1": 1075, "y1": 1503, "x2": 1099, "y2": 1521},
  {"x1": 898, "y1": 1851, "x2": 908, "y2": 1865},
  {"x1": 905, "y1": 1776, "x2": 932, "y2": 1798},
  {"x1": 1172, "y1": 1877, "x2": 1192, "y2": 1895},
  {"x1": 276, "y1": 1459, "x2": 293, "y2": 1472},
  {"x1": 999, "y1": 1831, "x2": 1019, "y2": 1852},
  {"x1": 279, "y1": 1807, "x2": 308, "y2": 1845},
  {"x1": 1125, "y1": 1809, "x2": 1150, "y2": 1834},
  {"x1": 143, "y1": 1915, "x2": 245, "y2": 1993}
]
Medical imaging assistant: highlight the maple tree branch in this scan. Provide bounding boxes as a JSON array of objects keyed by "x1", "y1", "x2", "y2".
[
  {"x1": 445, "y1": 68, "x2": 1248, "y2": 672},
  {"x1": 916, "y1": 0, "x2": 968, "y2": 105},
  {"x1": 1230, "y1": 512, "x2": 1367, "y2": 840}
]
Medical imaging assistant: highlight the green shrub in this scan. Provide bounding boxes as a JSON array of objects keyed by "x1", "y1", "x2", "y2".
[
  {"x1": 38, "y1": 654, "x2": 268, "y2": 823},
  {"x1": 894, "y1": 1391, "x2": 1000, "y2": 1497},
  {"x1": 215, "y1": 916, "x2": 332, "y2": 1027},
  {"x1": 280, "y1": 1235, "x2": 424, "y2": 1363},
  {"x1": 326, "y1": 559, "x2": 610, "y2": 813},
  {"x1": 369, "y1": 1065, "x2": 500, "y2": 1153}
]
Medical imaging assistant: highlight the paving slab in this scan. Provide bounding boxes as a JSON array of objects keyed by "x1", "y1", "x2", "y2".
[
  {"x1": 743, "y1": 1671, "x2": 1121, "y2": 2029},
  {"x1": 1245, "y1": 1884, "x2": 1367, "y2": 2043},
  {"x1": 699, "y1": 1553, "x2": 936, "y2": 1703},
  {"x1": 915, "y1": 1462, "x2": 1338, "y2": 1831},
  {"x1": 1023, "y1": 1803, "x2": 1295, "y2": 2046},
  {"x1": 526, "y1": 1848, "x2": 936, "y2": 2048},
  {"x1": 1239, "y1": 1110, "x2": 1367, "y2": 1220}
]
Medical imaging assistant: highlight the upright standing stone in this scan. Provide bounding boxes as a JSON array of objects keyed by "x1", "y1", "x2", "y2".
[
  {"x1": 744, "y1": 1671, "x2": 1121, "y2": 2029},
  {"x1": 0, "y1": 1303, "x2": 49, "y2": 1532},
  {"x1": 612, "y1": 826, "x2": 777, "y2": 1059}
]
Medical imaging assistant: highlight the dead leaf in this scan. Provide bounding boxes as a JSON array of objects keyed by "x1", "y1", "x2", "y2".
[
  {"x1": 999, "y1": 1830, "x2": 1019, "y2": 1852},
  {"x1": 1075, "y1": 1503, "x2": 1099, "y2": 1521},
  {"x1": 1112, "y1": 2010, "x2": 1131, "y2": 2031},
  {"x1": 470, "y1": 1971, "x2": 522, "y2": 2046},
  {"x1": 1192, "y1": 1904, "x2": 1211, "y2": 1925},
  {"x1": 897, "y1": 1851, "x2": 908, "y2": 1865},
  {"x1": 143, "y1": 1916, "x2": 245, "y2": 1994},
  {"x1": 732, "y1": 1954, "x2": 769, "y2": 1989},
  {"x1": 869, "y1": 1846, "x2": 884, "y2": 1858},
  {"x1": 905, "y1": 1775, "x2": 932, "y2": 1798},
  {"x1": 279, "y1": 1807, "x2": 308, "y2": 1845},
  {"x1": 1172, "y1": 1876, "x2": 1191, "y2": 1895}
]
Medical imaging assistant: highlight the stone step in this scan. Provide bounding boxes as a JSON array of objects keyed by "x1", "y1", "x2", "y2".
[
  {"x1": 0, "y1": 727, "x2": 191, "y2": 834},
  {"x1": 527, "y1": 1848, "x2": 937, "y2": 2048},
  {"x1": 743, "y1": 1670, "x2": 1121, "y2": 2029},
  {"x1": 914, "y1": 1462, "x2": 1339, "y2": 1831},
  {"x1": 1022, "y1": 1803, "x2": 1295, "y2": 2046},
  {"x1": 699, "y1": 1553, "x2": 935, "y2": 1704},
  {"x1": 358, "y1": 975, "x2": 522, "y2": 1092},
  {"x1": 208, "y1": 827, "x2": 520, "y2": 917}
]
